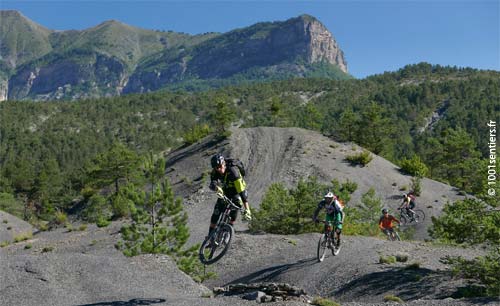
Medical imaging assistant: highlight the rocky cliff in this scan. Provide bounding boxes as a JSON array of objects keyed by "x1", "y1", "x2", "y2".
[
  {"x1": 1, "y1": 12, "x2": 349, "y2": 101},
  {"x1": 124, "y1": 15, "x2": 348, "y2": 93}
]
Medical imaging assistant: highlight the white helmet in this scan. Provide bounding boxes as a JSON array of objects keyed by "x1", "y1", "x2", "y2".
[{"x1": 324, "y1": 192, "x2": 335, "y2": 199}]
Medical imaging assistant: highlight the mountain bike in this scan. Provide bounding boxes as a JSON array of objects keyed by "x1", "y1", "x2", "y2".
[
  {"x1": 199, "y1": 193, "x2": 244, "y2": 265},
  {"x1": 383, "y1": 227, "x2": 401, "y2": 241},
  {"x1": 317, "y1": 220, "x2": 341, "y2": 262},
  {"x1": 398, "y1": 207, "x2": 425, "y2": 225}
]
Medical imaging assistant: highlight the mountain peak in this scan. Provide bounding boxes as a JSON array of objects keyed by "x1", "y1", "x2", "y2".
[
  {"x1": 0, "y1": 10, "x2": 52, "y2": 69},
  {"x1": 285, "y1": 14, "x2": 347, "y2": 72},
  {"x1": 296, "y1": 14, "x2": 320, "y2": 23}
]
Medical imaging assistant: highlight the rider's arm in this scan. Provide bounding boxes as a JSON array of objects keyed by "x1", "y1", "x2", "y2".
[
  {"x1": 227, "y1": 166, "x2": 250, "y2": 212},
  {"x1": 312, "y1": 203, "x2": 322, "y2": 221},
  {"x1": 209, "y1": 170, "x2": 220, "y2": 191},
  {"x1": 392, "y1": 216, "x2": 400, "y2": 224},
  {"x1": 378, "y1": 216, "x2": 385, "y2": 229}
]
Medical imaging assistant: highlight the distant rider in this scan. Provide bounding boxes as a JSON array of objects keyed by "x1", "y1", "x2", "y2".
[
  {"x1": 379, "y1": 208, "x2": 400, "y2": 238},
  {"x1": 312, "y1": 192, "x2": 344, "y2": 248},
  {"x1": 207, "y1": 154, "x2": 252, "y2": 238},
  {"x1": 399, "y1": 192, "x2": 417, "y2": 220}
]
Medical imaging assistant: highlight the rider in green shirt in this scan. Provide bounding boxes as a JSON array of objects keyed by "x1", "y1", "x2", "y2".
[{"x1": 312, "y1": 192, "x2": 344, "y2": 247}]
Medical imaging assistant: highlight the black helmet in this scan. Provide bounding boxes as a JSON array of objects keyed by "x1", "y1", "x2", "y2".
[
  {"x1": 211, "y1": 154, "x2": 225, "y2": 169},
  {"x1": 382, "y1": 208, "x2": 388, "y2": 214}
]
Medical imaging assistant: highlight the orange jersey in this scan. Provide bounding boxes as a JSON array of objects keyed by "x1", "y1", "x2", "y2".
[{"x1": 379, "y1": 215, "x2": 399, "y2": 229}]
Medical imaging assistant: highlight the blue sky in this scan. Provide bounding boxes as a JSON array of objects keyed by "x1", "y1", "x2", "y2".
[{"x1": 2, "y1": 0, "x2": 498, "y2": 78}]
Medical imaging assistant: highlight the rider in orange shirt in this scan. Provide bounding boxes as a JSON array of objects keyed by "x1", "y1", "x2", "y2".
[{"x1": 379, "y1": 208, "x2": 400, "y2": 238}]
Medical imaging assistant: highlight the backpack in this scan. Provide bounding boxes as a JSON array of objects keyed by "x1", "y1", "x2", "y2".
[{"x1": 226, "y1": 158, "x2": 246, "y2": 177}]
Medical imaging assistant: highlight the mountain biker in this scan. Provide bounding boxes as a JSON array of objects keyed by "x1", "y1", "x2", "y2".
[
  {"x1": 207, "y1": 154, "x2": 252, "y2": 239},
  {"x1": 399, "y1": 192, "x2": 417, "y2": 220},
  {"x1": 312, "y1": 192, "x2": 344, "y2": 248},
  {"x1": 379, "y1": 208, "x2": 400, "y2": 238}
]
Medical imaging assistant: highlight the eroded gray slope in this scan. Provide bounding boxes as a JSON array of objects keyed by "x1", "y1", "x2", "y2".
[{"x1": 166, "y1": 127, "x2": 467, "y2": 242}]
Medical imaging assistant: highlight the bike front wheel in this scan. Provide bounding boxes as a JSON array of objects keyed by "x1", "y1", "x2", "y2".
[
  {"x1": 317, "y1": 234, "x2": 328, "y2": 262},
  {"x1": 199, "y1": 224, "x2": 234, "y2": 265}
]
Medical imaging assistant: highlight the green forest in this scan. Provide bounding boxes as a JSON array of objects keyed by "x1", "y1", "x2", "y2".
[{"x1": 0, "y1": 63, "x2": 499, "y2": 223}]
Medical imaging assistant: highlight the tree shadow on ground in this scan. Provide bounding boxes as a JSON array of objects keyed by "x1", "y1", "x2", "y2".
[
  {"x1": 75, "y1": 298, "x2": 166, "y2": 306},
  {"x1": 225, "y1": 257, "x2": 317, "y2": 287},
  {"x1": 334, "y1": 266, "x2": 453, "y2": 301}
]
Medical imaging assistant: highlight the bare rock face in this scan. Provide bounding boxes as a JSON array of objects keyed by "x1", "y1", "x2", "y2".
[
  {"x1": 304, "y1": 17, "x2": 347, "y2": 72},
  {"x1": 0, "y1": 78, "x2": 8, "y2": 102}
]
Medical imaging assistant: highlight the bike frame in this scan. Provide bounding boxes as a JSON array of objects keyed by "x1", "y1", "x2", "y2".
[{"x1": 214, "y1": 194, "x2": 244, "y2": 228}]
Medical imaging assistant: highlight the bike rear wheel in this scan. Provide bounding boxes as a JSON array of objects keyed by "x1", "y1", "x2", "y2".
[
  {"x1": 413, "y1": 209, "x2": 425, "y2": 223},
  {"x1": 199, "y1": 224, "x2": 234, "y2": 265},
  {"x1": 317, "y1": 234, "x2": 328, "y2": 262}
]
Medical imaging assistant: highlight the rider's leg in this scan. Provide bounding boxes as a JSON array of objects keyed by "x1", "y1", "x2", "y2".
[
  {"x1": 408, "y1": 202, "x2": 416, "y2": 218},
  {"x1": 208, "y1": 199, "x2": 225, "y2": 236},
  {"x1": 388, "y1": 228, "x2": 395, "y2": 239},
  {"x1": 229, "y1": 195, "x2": 243, "y2": 225},
  {"x1": 334, "y1": 213, "x2": 342, "y2": 247},
  {"x1": 335, "y1": 228, "x2": 342, "y2": 247}
]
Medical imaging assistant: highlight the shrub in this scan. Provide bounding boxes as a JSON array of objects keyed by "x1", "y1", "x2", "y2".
[
  {"x1": 14, "y1": 232, "x2": 32, "y2": 243},
  {"x1": 395, "y1": 253, "x2": 409, "y2": 262},
  {"x1": 405, "y1": 262, "x2": 421, "y2": 270},
  {"x1": 0, "y1": 241, "x2": 10, "y2": 247},
  {"x1": 400, "y1": 155, "x2": 428, "y2": 177},
  {"x1": 79, "y1": 224, "x2": 88, "y2": 231},
  {"x1": 24, "y1": 244, "x2": 32, "y2": 249},
  {"x1": 311, "y1": 297, "x2": 340, "y2": 306},
  {"x1": 430, "y1": 199, "x2": 499, "y2": 244},
  {"x1": 345, "y1": 150, "x2": 372, "y2": 166},
  {"x1": 250, "y1": 177, "x2": 356, "y2": 235},
  {"x1": 65, "y1": 224, "x2": 74, "y2": 232},
  {"x1": 400, "y1": 226, "x2": 415, "y2": 241},
  {"x1": 411, "y1": 176, "x2": 422, "y2": 196},
  {"x1": 82, "y1": 194, "x2": 108, "y2": 222},
  {"x1": 0, "y1": 192, "x2": 24, "y2": 219},
  {"x1": 183, "y1": 124, "x2": 211, "y2": 145},
  {"x1": 379, "y1": 255, "x2": 397, "y2": 264},
  {"x1": 37, "y1": 222, "x2": 49, "y2": 232},
  {"x1": 96, "y1": 216, "x2": 111, "y2": 228},
  {"x1": 2, "y1": 220, "x2": 8, "y2": 224},
  {"x1": 54, "y1": 211, "x2": 67, "y2": 225},
  {"x1": 442, "y1": 252, "x2": 500, "y2": 297},
  {"x1": 42, "y1": 246, "x2": 54, "y2": 253},
  {"x1": 343, "y1": 188, "x2": 382, "y2": 237},
  {"x1": 383, "y1": 294, "x2": 403, "y2": 303}
]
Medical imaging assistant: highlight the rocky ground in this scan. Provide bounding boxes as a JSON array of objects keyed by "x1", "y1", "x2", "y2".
[{"x1": 1, "y1": 127, "x2": 497, "y2": 306}]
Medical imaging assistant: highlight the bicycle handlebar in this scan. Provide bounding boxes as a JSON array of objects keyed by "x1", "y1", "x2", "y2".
[{"x1": 216, "y1": 193, "x2": 245, "y2": 212}]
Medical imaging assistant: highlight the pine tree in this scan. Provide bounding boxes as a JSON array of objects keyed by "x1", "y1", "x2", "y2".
[
  {"x1": 118, "y1": 154, "x2": 212, "y2": 281},
  {"x1": 212, "y1": 95, "x2": 235, "y2": 135},
  {"x1": 86, "y1": 142, "x2": 141, "y2": 195}
]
